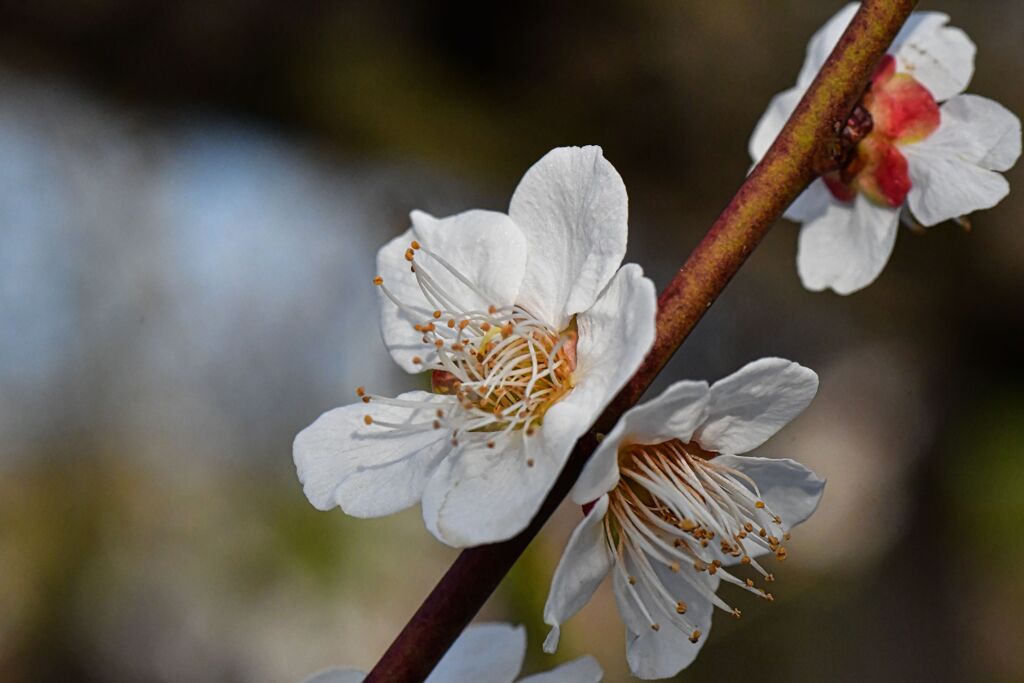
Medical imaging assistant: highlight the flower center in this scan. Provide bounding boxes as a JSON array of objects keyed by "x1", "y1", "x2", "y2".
[
  {"x1": 824, "y1": 54, "x2": 940, "y2": 207},
  {"x1": 361, "y1": 239, "x2": 576, "y2": 459},
  {"x1": 602, "y1": 439, "x2": 790, "y2": 639}
]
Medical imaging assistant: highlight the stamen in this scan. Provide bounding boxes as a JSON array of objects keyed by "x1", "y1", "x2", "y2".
[
  {"x1": 360, "y1": 235, "x2": 579, "y2": 460},
  {"x1": 602, "y1": 438, "x2": 794, "y2": 637}
]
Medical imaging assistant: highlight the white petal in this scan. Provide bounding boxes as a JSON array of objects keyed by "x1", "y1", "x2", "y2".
[
  {"x1": 748, "y1": 87, "x2": 803, "y2": 163},
  {"x1": 543, "y1": 496, "x2": 613, "y2": 653},
  {"x1": 571, "y1": 380, "x2": 710, "y2": 505},
  {"x1": 614, "y1": 556, "x2": 717, "y2": 680},
  {"x1": 785, "y1": 180, "x2": 834, "y2": 223},
  {"x1": 293, "y1": 391, "x2": 452, "y2": 515},
  {"x1": 713, "y1": 455, "x2": 825, "y2": 534},
  {"x1": 547, "y1": 263, "x2": 655, "y2": 504},
  {"x1": 796, "y1": 3, "x2": 860, "y2": 88},
  {"x1": 302, "y1": 669, "x2": 366, "y2": 683},
  {"x1": 696, "y1": 359, "x2": 818, "y2": 455},
  {"x1": 795, "y1": 194, "x2": 900, "y2": 295},
  {"x1": 891, "y1": 12, "x2": 975, "y2": 101},
  {"x1": 905, "y1": 95, "x2": 1021, "y2": 226},
  {"x1": 509, "y1": 146, "x2": 629, "y2": 330},
  {"x1": 519, "y1": 657, "x2": 603, "y2": 683},
  {"x1": 377, "y1": 210, "x2": 528, "y2": 372},
  {"x1": 420, "y1": 432, "x2": 556, "y2": 546},
  {"x1": 428, "y1": 623, "x2": 525, "y2": 683}
]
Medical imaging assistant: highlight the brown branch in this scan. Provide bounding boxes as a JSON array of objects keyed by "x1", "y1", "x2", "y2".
[{"x1": 364, "y1": 2, "x2": 917, "y2": 680}]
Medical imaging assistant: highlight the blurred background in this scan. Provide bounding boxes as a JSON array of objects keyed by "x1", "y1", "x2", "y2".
[{"x1": 1, "y1": 1, "x2": 1022, "y2": 681}]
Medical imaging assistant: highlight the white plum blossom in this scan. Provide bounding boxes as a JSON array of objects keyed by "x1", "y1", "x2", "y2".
[
  {"x1": 294, "y1": 146, "x2": 657, "y2": 547},
  {"x1": 543, "y1": 358, "x2": 825, "y2": 680},
  {"x1": 750, "y1": 3, "x2": 1021, "y2": 294},
  {"x1": 305, "y1": 622, "x2": 603, "y2": 683}
]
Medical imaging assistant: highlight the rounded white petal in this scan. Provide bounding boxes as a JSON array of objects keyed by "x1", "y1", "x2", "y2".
[
  {"x1": 796, "y1": 3, "x2": 860, "y2": 88},
  {"x1": 891, "y1": 12, "x2": 975, "y2": 101},
  {"x1": 553, "y1": 263, "x2": 656, "y2": 503},
  {"x1": 293, "y1": 391, "x2": 452, "y2": 515},
  {"x1": 696, "y1": 358, "x2": 818, "y2": 455},
  {"x1": 428, "y1": 623, "x2": 526, "y2": 683},
  {"x1": 795, "y1": 194, "x2": 900, "y2": 295},
  {"x1": 509, "y1": 146, "x2": 629, "y2": 330},
  {"x1": 571, "y1": 380, "x2": 710, "y2": 505},
  {"x1": 748, "y1": 86, "x2": 803, "y2": 164},
  {"x1": 519, "y1": 656, "x2": 603, "y2": 683},
  {"x1": 543, "y1": 495, "x2": 613, "y2": 653},
  {"x1": 905, "y1": 95, "x2": 1021, "y2": 226},
  {"x1": 614, "y1": 556, "x2": 718, "y2": 680},
  {"x1": 785, "y1": 179, "x2": 834, "y2": 223},
  {"x1": 420, "y1": 432, "x2": 555, "y2": 546},
  {"x1": 377, "y1": 210, "x2": 528, "y2": 372},
  {"x1": 712, "y1": 455, "x2": 825, "y2": 534},
  {"x1": 303, "y1": 669, "x2": 367, "y2": 683}
]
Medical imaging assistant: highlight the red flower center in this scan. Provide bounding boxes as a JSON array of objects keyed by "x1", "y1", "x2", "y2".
[{"x1": 824, "y1": 55, "x2": 941, "y2": 207}]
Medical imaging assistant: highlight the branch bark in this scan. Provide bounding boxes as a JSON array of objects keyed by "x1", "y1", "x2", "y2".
[{"x1": 364, "y1": 2, "x2": 917, "y2": 680}]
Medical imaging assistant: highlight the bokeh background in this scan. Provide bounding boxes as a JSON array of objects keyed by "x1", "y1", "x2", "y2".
[{"x1": 1, "y1": 1, "x2": 1022, "y2": 681}]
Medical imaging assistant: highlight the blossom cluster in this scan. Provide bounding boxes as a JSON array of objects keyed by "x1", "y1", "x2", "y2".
[{"x1": 293, "y1": 4, "x2": 1018, "y2": 680}]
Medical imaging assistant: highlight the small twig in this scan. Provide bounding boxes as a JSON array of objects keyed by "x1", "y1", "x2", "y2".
[{"x1": 364, "y1": 2, "x2": 917, "y2": 681}]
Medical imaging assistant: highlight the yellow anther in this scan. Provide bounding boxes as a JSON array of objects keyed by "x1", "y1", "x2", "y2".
[
  {"x1": 411, "y1": 356, "x2": 422, "y2": 364},
  {"x1": 676, "y1": 601, "x2": 687, "y2": 614},
  {"x1": 410, "y1": 240, "x2": 421, "y2": 250},
  {"x1": 776, "y1": 547, "x2": 787, "y2": 561},
  {"x1": 651, "y1": 623, "x2": 660, "y2": 632},
  {"x1": 355, "y1": 386, "x2": 365, "y2": 397},
  {"x1": 689, "y1": 630, "x2": 702, "y2": 644},
  {"x1": 432, "y1": 310, "x2": 442, "y2": 319},
  {"x1": 447, "y1": 319, "x2": 455, "y2": 328},
  {"x1": 373, "y1": 276, "x2": 384, "y2": 286},
  {"x1": 363, "y1": 415, "x2": 373, "y2": 425},
  {"x1": 404, "y1": 249, "x2": 415, "y2": 262}
]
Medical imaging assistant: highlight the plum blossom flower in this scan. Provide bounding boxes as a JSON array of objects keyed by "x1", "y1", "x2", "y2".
[
  {"x1": 750, "y1": 3, "x2": 1021, "y2": 294},
  {"x1": 543, "y1": 358, "x2": 825, "y2": 680},
  {"x1": 304, "y1": 622, "x2": 603, "y2": 683},
  {"x1": 294, "y1": 146, "x2": 657, "y2": 547}
]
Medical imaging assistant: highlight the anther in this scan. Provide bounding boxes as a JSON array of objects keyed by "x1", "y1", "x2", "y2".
[
  {"x1": 651, "y1": 623, "x2": 660, "y2": 632},
  {"x1": 410, "y1": 240, "x2": 421, "y2": 250},
  {"x1": 526, "y1": 458, "x2": 535, "y2": 467},
  {"x1": 732, "y1": 608, "x2": 742, "y2": 619},
  {"x1": 373, "y1": 276, "x2": 383, "y2": 286},
  {"x1": 363, "y1": 415, "x2": 373, "y2": 425},
  {"x1": 404, "y1": 249, "x2": 414, "y2": 262},
  {"x1": 676, "y1": 601, "x2": 687, "y2": 614},
  {"x1": 628, "y1": 576, "x2": 637, "y2": 585},
  {"x1": 432, "y1": 310, "x2": 442, "y2": 319},
  {"x1": 689, "y1": 630, "x2": 702, "y2": 644},
  {"x1": 755, "y1": 501, "x2": 766, "y2": 509},
  {"x1": 487, "y1": 441, "x2": 495, "y2": 449},
  {"x1": 412, "y1": 356, "x2": 422, "y2": 364},
  {"x1": 355, "y1": 386, "x2": 366, "y2": 397}
]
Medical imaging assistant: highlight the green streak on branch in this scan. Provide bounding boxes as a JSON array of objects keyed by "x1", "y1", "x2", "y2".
[{"x1": 364, "y1": 2, "x2": 917, "y2": 681}]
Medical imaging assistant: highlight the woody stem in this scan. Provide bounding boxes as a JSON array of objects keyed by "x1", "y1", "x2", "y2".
[{"x1": 364, "y1": 2, "x2": 917, "y2": 681}]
